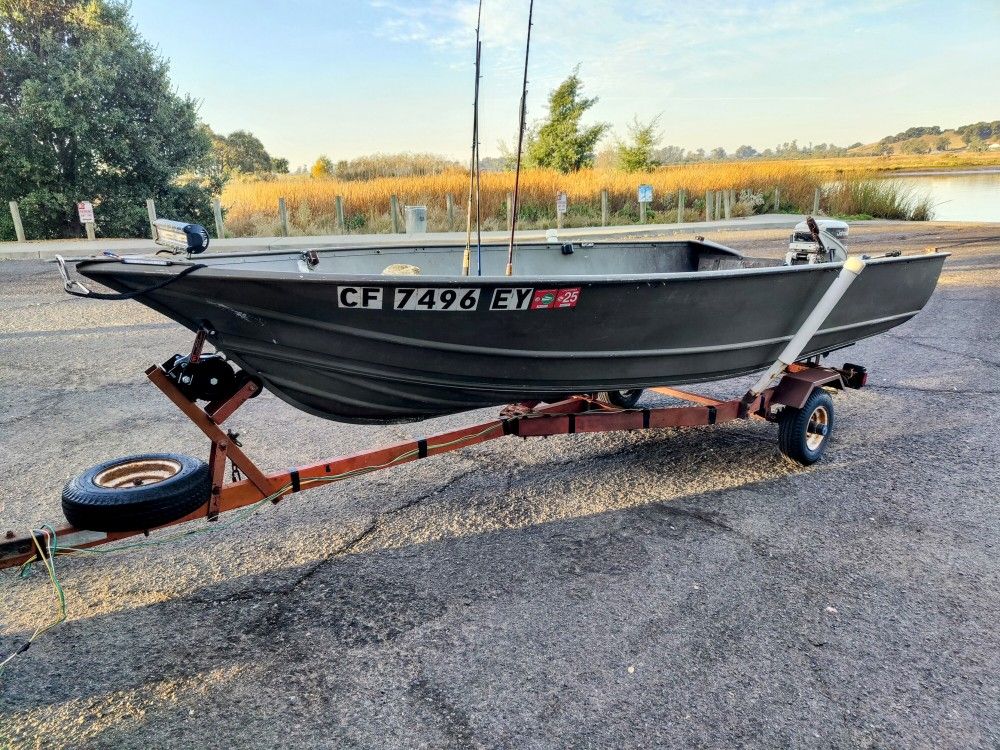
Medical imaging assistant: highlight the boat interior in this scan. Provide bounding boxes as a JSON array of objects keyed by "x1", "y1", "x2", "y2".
[{"x1": 187, "y1": 240, "x2": 785, "y2": 277}]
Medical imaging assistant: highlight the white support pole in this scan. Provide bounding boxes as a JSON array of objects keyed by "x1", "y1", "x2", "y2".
[
  {"x1": 278, "y1": 197, "x2": 289, "y2": 236},
  {"x1": 746, "y1": 256, "x2": 867, "y2": 398},
  {"x1": 9, "y1": 201, "x2": 25, "y2": 242},
  {"x1": 212, "y1": 198, "x2": 225, "y2": 239},
  {"x1": 145, "y1": 199, "x2": 157, "y2": 239}
]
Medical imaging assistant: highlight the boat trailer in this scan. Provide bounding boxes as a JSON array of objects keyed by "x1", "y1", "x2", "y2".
[
  {"x1": 0, "y1": 350, "x2": 867, "y2": 571},
  {"x1": 2, "y1": 255, "x2": 871, "y2": 570}
]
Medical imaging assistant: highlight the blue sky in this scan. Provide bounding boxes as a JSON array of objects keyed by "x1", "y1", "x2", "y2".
[{"x1": 130, "y1": 0, "x2": 1000, "y2": 168}]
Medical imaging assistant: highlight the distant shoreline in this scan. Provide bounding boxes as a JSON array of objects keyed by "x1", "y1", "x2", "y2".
[{"x1": 877, "y1": 166, "x2": 1000, "y2": 178}]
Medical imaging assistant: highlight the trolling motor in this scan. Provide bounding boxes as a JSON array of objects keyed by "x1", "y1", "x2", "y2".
[{"x1": 786, "y1": 217, "x2": 849, "y2": 265}]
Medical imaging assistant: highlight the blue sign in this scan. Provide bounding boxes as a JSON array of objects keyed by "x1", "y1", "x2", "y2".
[{"x1": 637, "y1": 184, "x2": 653, "y2": 203}]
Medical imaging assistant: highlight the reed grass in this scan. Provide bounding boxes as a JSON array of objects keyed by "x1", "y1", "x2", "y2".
[
  {"x1": 221, "y1": 155, "x2": 958, "y2": 236},
  {"x1": 825, "y1": 179, "x2": 935, "y2": 221}
]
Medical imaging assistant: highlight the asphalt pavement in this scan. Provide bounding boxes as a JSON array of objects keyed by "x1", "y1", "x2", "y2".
[{"x1": 0, "y1": 222, "x2": 998, "y2": 749}]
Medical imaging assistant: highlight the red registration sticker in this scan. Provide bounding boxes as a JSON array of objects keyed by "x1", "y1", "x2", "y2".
[{"x1": 530, "y1": 287, "x2": 580, "y2": 309}]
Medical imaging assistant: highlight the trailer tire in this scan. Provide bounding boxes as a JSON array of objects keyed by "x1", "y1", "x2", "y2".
[
  {"x1": 62, "y1": 453, "x2": 211, "y2": 532},
  {"x1": 595, "y1": 389, "x2": 644, "y2": 409},
  {"x1": 778, "y1": 390, "x2": 834, "y2": 465}
]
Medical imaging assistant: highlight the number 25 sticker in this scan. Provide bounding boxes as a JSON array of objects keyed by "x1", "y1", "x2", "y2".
[{"x1": 530, "y1": 287, "x2": 580, "y2": 309}]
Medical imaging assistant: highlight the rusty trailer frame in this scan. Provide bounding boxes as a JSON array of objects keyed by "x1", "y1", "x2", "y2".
[{"x1": 0, "y1": 359, "x2": 859, "y2": 571}]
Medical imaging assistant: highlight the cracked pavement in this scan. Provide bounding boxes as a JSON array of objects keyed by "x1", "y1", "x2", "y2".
[{"x1": 1, "y1": 222, "x2": 998, "y2": 749}]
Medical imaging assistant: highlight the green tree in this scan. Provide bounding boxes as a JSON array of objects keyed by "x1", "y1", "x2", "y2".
[
  {"x1": 525, "y1": 69, "x2": 608, "y2": 173},
  {"x1": 0, "y1": 0, "x2": 215, "y2": 239},
  {"x1": 616, "y1": 115, "x2": 661, "y2": 172},
  {"x1": 213, "y1": 130, "x2": 273, "y2": 174},
  {"x1": 270, "y1": 157, "x2": 290, "y2": 173},
  {"x1": 311, "y1": 155, "x2": 334, "y2": 179}
]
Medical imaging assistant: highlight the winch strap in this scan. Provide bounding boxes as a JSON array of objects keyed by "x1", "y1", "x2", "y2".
[{"x1": 65, "y1": 263, "x2": 206, "y2": 301}]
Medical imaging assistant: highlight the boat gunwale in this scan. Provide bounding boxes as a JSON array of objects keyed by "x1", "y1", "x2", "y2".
[{"x1": 77, "y1": 250, "x2": 951, "y2": 287}]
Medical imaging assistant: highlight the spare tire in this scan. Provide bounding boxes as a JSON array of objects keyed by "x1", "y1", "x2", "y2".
[{"x1": 62, "y1": 453, "x2": 211, "y2": 532}]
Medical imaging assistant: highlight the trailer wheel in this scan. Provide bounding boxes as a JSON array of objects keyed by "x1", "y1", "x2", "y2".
[
  {"x1": 778, "y1": 390, "x2": 834, "y2": 465},
  {"x1": 596, "y1": 389, "x2": 644, "y2": 408},
  {"x1": 62, "y1": 453, "x2": 211, "y2": 532}
]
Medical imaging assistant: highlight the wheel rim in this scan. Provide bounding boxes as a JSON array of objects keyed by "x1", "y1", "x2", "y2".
[
  {"x1": 805, "y1": 405, "x2": 829, "y2": 451},
  {"x1": 94, "y1": 458, "x2": 182, "y2": 489}
]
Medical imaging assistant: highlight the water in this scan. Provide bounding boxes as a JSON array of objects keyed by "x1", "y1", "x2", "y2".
[{"x1": 881, "y1": 169, "x2": 1000, "y2": 223}]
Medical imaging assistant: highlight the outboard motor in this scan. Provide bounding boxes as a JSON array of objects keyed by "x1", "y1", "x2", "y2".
[{"x1": 786, "y1": 217, "x2": 849, "y2": 265}]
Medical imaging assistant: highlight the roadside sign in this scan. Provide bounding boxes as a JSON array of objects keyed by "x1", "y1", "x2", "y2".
[
  {"x1": 556, "y1": 192, "x2": 568, "y2": 215},
  {"x1": 637, "y1": 184, "x2": 653, "y2": 204},
  {"x1": 77, "y1": 201, "x2": 94, "y2": 223}
]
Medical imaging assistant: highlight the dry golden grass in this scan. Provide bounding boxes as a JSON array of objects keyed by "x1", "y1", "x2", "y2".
[{"x1": 221, "y1": 153, "x2": 1000, "y2": 236}]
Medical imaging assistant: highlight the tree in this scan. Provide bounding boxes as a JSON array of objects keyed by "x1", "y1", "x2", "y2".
[
  {"x1": 0, "y1": 0, "x2": 215, "y2": 239},
  {"x1": 214, "y1": 130, "x2": 272, "y2": 174},
  {"x1": 525, "y1": 69, "x2": 609, "y2": 173},
  {"x1": 311, "y1": 155, "x2": 334, "y2": 179},
  {"x1": 270, "y1": 157, "x2": 290, "y2": 173},
  {"x1": 710, "y1": 147, "x2": 727, "y2": 160},
  {"x1": 616, "y1": 115, "x2": 662, "y2": 172},
  {"x1": 734, "y1": 145, "x2": 759, "y2": 159}
]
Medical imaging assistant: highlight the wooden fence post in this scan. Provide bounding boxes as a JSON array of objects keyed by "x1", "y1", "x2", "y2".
[
  {"x1": 212, "y1": 198, "x2": 225, "y2": 239},
  {"x1": 390, "y1": 195, "x2": 401, "y2": 233},
  {"x1": 8, "y1": 201, "x2": 25, "y2": 242},
  {"x1": 446, "y1": 193, "x2": 455, "y2": 231},
  {"x1": 601, "y1": 189, "x2": 609, "y2": 226},
  {"x1": 506, "y1": 192, "x2": 514, "y2": 231},
  {"x1": 278, "y1": 197, "x2": 289, "y2": 236},
  {"x1": 705, "y1": 192, "x2": 713, "y2": 222},
  {"x1": 715, "y1": 191, "x2": 723, "y2": 221},
  {"x1": 145, "y1": 198, "x2": 157, "y2": 239},
  {"x1": 85, "y1": 221, "x2": 96, "y2": 241},
  {"x1": 723, "y1": 190, "x2": 732, "y2": 220},
  {"x1": 813, "y1": 187, "x2": 821, "y2": 214},
  {"x1": 677, "y1": 189, "x2": 685, "y2": 223},
  {"x1": 335, "y1": 196, "x2": 346, "y2": 233},
  {"x1": 774, "y1": 187, "x2": 780, "y2": 212},
  {"x1": 639, "y1": 200, "x2": 646, "y2": 224}
]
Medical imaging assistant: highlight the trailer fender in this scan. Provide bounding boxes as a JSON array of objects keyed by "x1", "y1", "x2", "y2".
[{"x1": 771, "y1": 369, "x2": 844, "y2": 410}]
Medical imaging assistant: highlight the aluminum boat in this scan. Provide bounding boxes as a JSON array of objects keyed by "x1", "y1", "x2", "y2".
[{"x1": 66, "y1": 229, "x2": 947, "y2": 424}]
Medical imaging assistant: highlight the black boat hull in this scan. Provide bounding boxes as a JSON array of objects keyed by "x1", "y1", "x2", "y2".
[{"x1": 78, "y1": 251, "x2": 947, "y2": 423}]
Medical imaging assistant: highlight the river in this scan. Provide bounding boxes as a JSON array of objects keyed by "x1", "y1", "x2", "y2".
[{"x1": 881, "y1": 169, "x2": 1000, "y2": 222}]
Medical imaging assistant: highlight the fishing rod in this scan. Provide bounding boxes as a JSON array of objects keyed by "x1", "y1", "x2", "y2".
[
  {"x1": 462, "y1": 0, "x2": 484, "y2": 277},
  {"x1": 475, "y1": 70, "x2": 483, "y2": 276},
  {"x1": 505, "y1": 0, "x2": 534, "y2": 277}
]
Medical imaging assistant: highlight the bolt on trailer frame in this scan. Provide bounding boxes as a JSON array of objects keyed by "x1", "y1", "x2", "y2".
[{"x1": 0, "y1": 354, "x2": 866, "y2": 571}]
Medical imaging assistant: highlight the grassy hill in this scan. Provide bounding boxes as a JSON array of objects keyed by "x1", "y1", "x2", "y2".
[{"x1": 848, "y1": 122, "x2": 1000, "y2": 157}]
